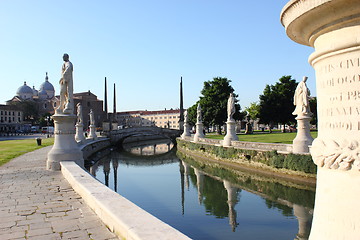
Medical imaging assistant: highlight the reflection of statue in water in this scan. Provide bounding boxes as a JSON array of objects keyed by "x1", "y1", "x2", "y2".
[
  {"x1": 197, "y1": 104, "x2": 202, "y2": 123},
  {"x1": 76, "y1": 103, "x2": 83, "y2": 124},
  {"x1": 293, "y1": 76, "x2": 311, "y2": 116},
  {"x1": 227, "y1": 93, "x2": 235, "y2": 121},
  {"x1": 89, "y1": 109, "x2": 95, "y2": 125},
  {"x1": 57, "y1": 53, "x2": 74, "y2": 114}
]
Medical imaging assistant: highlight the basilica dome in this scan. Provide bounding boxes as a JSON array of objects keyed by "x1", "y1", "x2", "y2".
[
  {"x1": 32, "y1": 86, "x2": 38, "y2": 97},
  {"x1": 39, "y1": 72, "x2": 55, "y2": 99},
  {"x1": 16, "y1": 81, "x2": 33, "y2": 100},
  {"x1": 38, "y1": 89, "x2": 48, "y2": 100}
]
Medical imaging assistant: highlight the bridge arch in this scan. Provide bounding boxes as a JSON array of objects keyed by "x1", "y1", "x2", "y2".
[{"x1": 105, "y1": 126, "x2": 181, "y2": 147}]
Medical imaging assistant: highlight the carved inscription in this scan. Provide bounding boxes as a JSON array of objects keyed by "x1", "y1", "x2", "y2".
[
  {"x1": 315, "y1": 55, "x2": 360, "y2": 132},
  {"x1": 317, "y1": 57, "x2": 360, "y2": 88}
]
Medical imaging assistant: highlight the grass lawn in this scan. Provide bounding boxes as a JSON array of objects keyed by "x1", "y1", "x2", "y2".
[
  {"x1": 0, "y1": 137, "x2": 54, "y2": 167},
  {"x1": 206, "y1": 131, "x2": 318, "y2": 144}
]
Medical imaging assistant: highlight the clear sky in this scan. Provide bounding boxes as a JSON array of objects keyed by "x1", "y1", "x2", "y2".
[{"x1": 0, "y1": 0, "x2": 316, "y2": 112}]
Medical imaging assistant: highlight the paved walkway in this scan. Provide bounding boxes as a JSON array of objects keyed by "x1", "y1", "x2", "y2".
[{"x1": 0, "y1": 146, "x2": 119, "y2": 240}]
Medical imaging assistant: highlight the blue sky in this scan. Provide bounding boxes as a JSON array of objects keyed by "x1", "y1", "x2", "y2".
[{"x1": 0, "y1": 1, "x2": 315, "y2": 112}]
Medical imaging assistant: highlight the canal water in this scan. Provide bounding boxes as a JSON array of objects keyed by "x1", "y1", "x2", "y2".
[{"x1": 86, "y1": 139, "x2": 314, "y2": 240}]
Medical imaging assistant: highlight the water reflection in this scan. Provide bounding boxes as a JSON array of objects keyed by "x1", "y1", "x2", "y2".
[
  {"x1": 87, "y1": 139, "x2": 314, "y2": 240},
  {"x1": 122, "y1": 137, "x2": 174, "y2": 156}
]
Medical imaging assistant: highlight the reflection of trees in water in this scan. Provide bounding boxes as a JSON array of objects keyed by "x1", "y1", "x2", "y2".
[
  {"x1": 177, "y1": 151, "x2": 315, "y2": 212},
  {"x1": 265, "y1": 200, "x2": 293, "y2": 216}
]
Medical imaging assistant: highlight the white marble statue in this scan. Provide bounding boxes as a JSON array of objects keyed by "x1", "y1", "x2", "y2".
[
  {"x1": 57, "y1": 53, "x2": 74, "y2": 114},
  {"x1": 184, "y1": 110, "x2": 188, "y2": 123},
  {"x1": 89, "y1": 109, "x2": 95, "y2": 126},
  {"x1": 76, "y1": 103, "x2": 83, "y2": 124},
  {"x1": 196, "y1": 104, "x2": 202, "y2": 123},
  {"x1": 293, "y1": 76, "x2": 311, "y2": 116},
  {"x1": 227, "y1": 93, "x2": 235, "y2": 121}
]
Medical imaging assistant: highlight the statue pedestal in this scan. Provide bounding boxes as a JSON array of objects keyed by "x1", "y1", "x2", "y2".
[
  {"x1": 47, "y1": 114, "x2": 83, "y2": 171},
  {"x1": 181, "y1": 122, "x2": 192, "y2": 139},
  {"x1": 75, "y1": 123, "x2": 85, "y2": 143},
  {"x1": 223, "y1": 120, "x2": 238, "y2": 147},
  {"x1": 293, "y1": 115, "x2": 313, "y2": 154},
  {"x1": 193, "y1": 122, "x2": 205, "y2": 143},
  {"x1": 281, "y1": 1, "x2": 360, "y2": 238},
  {"x1": 88, "y1": 124, "x2": 97, "y2": 140}
]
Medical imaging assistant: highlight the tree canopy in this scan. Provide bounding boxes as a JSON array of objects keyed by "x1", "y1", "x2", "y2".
[
  {"x1": 187, "y1": 77, "x2": 243, "y2": 134},
  {"x1": 258, "y1": 75, "x2": 298, "y2": 129},
  {"x1": 245, "y1": 102, "x2": 260, "y2": 121}
]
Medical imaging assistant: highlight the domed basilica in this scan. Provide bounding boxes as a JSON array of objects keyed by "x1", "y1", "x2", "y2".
[{"x1": 7, "y1": 72, "x2": 56, "y2": 115}]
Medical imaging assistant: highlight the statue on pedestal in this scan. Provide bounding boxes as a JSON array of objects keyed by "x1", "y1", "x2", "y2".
[
  {"x1": 89, "y1": 109, "x2": 95, "y2": 126},
  {"x1": 76, "y1": 103, "x2": 83, "y2": 124},
  {"x1": 197, "y1": 104, "x2": 202, "y2": 123},
  {"x1": 292, "y1": 76, "x2": 313, "y2": 154},
  {"x1": 293, "y1": 76, "x2": 311, "y2": 116},
  {"x1": 57, "y1": 53, "x2": 74, "y2": 114},
  {"x1": 227, "y1": 93, "x2": 235, "y2": 121}
]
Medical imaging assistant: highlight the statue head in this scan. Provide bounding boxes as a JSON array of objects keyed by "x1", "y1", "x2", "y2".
[
  {"x1": 63, "y1": 53, "x2": 69, "y2": 62},
  {"x1": 303, "y1": 76, "x2": 308, "y2": 82}
]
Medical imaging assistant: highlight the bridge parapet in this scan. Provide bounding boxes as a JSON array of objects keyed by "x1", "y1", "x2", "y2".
[{"x1": 106, "y1": 126, "x2": 181, "y2": 145}]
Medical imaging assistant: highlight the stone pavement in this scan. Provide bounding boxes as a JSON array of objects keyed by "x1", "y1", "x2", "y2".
[{"x1": 0, "y1": 146, "x2": 119, "y2": 240}]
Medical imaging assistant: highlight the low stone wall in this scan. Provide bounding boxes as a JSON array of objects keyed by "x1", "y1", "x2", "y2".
[
  {"x1": 177, "y1": 138, "x2": 317, "y2": 177},
  {"x1": 195, "y1": 137, "x2": 293, "y2": 153},
  {"x1": 61, "y1": 161, "x2": 191, "y2": 240},
  {"x1": 62, "y1": 138, "x2": 191, "y2": 240},
  {"x1": 80, "y1": 138, "x2": 111, "y2": 160}
]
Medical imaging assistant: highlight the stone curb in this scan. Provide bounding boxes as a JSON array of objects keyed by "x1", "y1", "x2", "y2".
[{"x1": 60, "y1": 161, "x2": 191, "y2": 240}]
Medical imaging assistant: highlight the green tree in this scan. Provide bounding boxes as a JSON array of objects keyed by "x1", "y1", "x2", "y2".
[
  {"x1": 259, "y1": 76, "x2": 298, "y2": 132},
  {"x1": 188, "y1": 77, "x2": 242, "y2": 134},
  {"x1": 245, "y1": 102, "x2": 260, "y2": 121},
  {"x1": 39, "y1": 113, "x2": 54, "y2": 128},
  {"x1": 309, "y1": 97, "x2": 317, "y2": 127}
]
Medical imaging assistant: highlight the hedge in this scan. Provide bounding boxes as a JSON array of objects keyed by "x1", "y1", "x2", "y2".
[{"x1": 177, "y1": 139, "x2": 316, "y2": 174}]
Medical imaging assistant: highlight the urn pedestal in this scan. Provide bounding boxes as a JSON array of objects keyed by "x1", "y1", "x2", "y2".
[
  {"x1": 88, "y1": 124, "x2": 97, "y2": 140},
  {"x1": 293, "y1": 115, "x2": 313, "y2": 154},
  {"x1": 75, "y1": 123, "x2": 85, "y2": 143},
  {"x1": 181, "y1": 122, "x2": 192, "y2": 139},
  {"x1": 193, "y1": 122, "x2": 205, "y2": 143},
  {"x1": 223, "y1": 120, "x2": 238, "y2": 147},
  {"x1": 47, "y1": 114, "x2": 83, "y2": 171}
]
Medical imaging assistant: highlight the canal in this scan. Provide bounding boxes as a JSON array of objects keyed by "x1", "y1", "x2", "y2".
[{"x1": 86, "y1": 138, "x2": 314, "y2": 240}]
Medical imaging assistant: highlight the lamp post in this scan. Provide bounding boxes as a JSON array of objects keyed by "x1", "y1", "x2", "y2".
[{"x1": 46, "y1": 116, "x2": 51, "y2": 138}]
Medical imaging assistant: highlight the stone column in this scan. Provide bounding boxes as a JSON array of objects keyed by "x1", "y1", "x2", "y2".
[
  {"x1": 88, "y1": 124, "x2": 97, "y2": 140},
  {"x1": 181, "y1": 110, "x2": 191, "y2": 139},
  {"x1": 281, "y1": 1, "x2": 360, "y2": 239},
  {"x1": 75, "y1": 123, "x2": 85, "y2": 143},
  {"x1": 47, "y1": 114, "x2": 84, "y2": 170},
  {"x1": 223, "y1": 120, "x2": 238, "y2": 147},
  {"x1": 193, "y1": 104, "x2": 205, "y2": 142},
  {"x1": 293, "y1": 114, "x2": 313, "y2": 154}
]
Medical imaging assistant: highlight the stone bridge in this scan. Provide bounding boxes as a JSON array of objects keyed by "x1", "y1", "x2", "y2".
[{"x1": 104, "y1": 126, "x2": 182, "y2": 146}]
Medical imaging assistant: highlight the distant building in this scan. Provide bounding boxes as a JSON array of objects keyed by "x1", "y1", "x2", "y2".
[
  {"x1": 0, "y1": 104, "x2": 25, "y2": 133},
  {"x1": 54, "y1": 91, "x2": 106, "y2": 128},
  {"x1": 6, "y1": 74, "x2": 106, "y2": 129},
  {"x1": 6, "y1": 73, "x2": 56, "y2": 116},
  {"x1": 113, "y1": 109, "x2": 182, "y2": 129}
]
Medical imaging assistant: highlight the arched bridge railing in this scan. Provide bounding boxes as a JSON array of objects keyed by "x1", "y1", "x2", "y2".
[{"x1": 104, "y1": 126, "x2": 182, "y2": 145}]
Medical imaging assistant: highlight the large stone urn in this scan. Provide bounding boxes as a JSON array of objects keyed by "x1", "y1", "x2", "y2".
[{"x1": 281, "y1": 1, "x2": 360, "y2": 239}]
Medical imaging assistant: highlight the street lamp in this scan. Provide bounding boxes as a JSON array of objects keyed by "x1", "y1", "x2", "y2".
[{"x1": 47, "y1": 116, "x2": 51, "y2": 138}]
